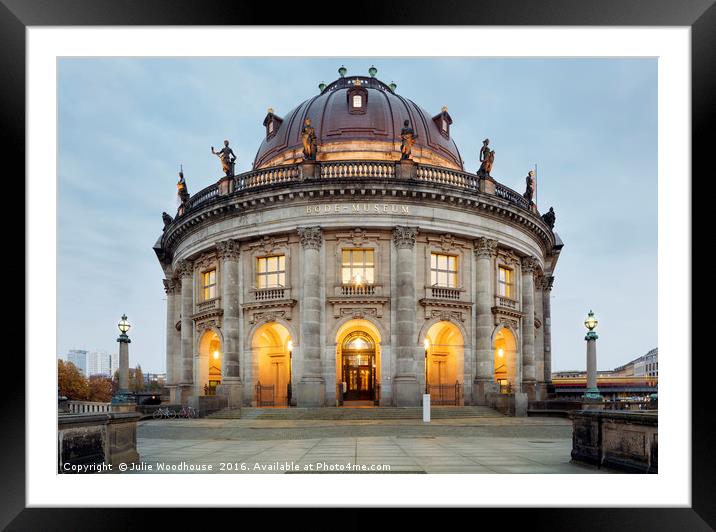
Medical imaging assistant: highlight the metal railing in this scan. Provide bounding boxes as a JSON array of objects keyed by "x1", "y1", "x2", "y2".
[
  {"x1": 427, "y1": 381, "x2": 463, "y2": 406},
  {"x1": 177, "y1": 160, "x2": 534, "y2": 216}
]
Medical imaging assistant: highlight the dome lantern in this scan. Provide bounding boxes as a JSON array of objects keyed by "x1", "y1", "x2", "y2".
[
  {"x1": 338, "y1": 65, "x2": 347, "y2": 78},
  {"x1": 368, "y1": 65, "x2": 377, "y2": 78}
]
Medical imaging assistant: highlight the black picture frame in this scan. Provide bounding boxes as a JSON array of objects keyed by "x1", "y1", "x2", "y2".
[{"x1": 6, "y1": 0, "x2": 711, "y2": 528}]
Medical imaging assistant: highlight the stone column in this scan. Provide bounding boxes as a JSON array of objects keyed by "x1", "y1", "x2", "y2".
[
  {"x1": 392, "y1": 226, "x2": 420, "y2": 406},
  {"x1": 118, "y1": 338, "x2": 130, "y2": 394},
  {"x1": 520, "y1": 256, "x2": 538, "y2": 400},
  {"x1": 472, "y1": 237, "x2": 498, "y2": 405},
  {"x1": 543, "y1": 276, "x2": 554, "y2": 384},
  {"x1": 584, "y1": 328, "x2": 602, "y2": 401},
  {"x1": 163, "y1": 278, "x2": 180, "y2": 403},
  {"x1": 216, "y1": 239, "x2": 243, "y2": 408},
  {"x1": 534, "y1": 274, "x2": 545, "y2": 399},
  {"x1": 177, "y1": 259, "x2": 195, "y2": 405},
  {"x1": 296, "y1": 227, "x2": 325, "y2": 406}
]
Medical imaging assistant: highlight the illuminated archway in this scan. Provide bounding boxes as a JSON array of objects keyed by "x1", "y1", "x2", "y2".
[
  {"x1": 335, "y1": 319, "x2": 382, "y2": 404},
  {"x1": 493, "y1": 326, "x2": 518, "y2": 392},
  {"x1": 252, "y1": 322, "x2": 292, "y2": 407},
  {"x1": 423, "y1": 321, "x2": 465, "y2": 405},
  {"x1": 198, "y1": 329, "x2": 222, "y2": 395}
]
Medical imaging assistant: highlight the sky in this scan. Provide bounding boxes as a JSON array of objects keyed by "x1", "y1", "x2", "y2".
[{"x1": 57, "y1": 57, "x2": 657, "y2": 373}]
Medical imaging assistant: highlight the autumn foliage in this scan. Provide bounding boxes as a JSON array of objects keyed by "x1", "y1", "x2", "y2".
[{"x1": 58, "y1": 360, "x2": 114, "y2": 402}]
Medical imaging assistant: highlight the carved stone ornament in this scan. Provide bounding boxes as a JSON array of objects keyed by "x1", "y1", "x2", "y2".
[
  {"x1": 392, "y1": 226, "x2": 418, "y2": 249},
  {"x1": 349, "y1": 228, "x2": 369, "y2": 246},
  {"x1": 196, "y1": 318, "x2": 220, "y2": 332},
  {"x1": 473, "y1": 237, "x2": 498, "y2": 258},
  {"x1": 521, "y1": 256, "x2": 539, "y2": 274},
  {"x1": 255, "y1": 235, "x2": 279, "y2": 255},
  {"x1": 430, "y1": 309, "x2": 465, "y2": 322},
  {"x1": 250, "y1": 310, "x2": 287, "y2": 325},
  {"x1": 545, "y1": 276, "x2": 555, "y2": 291},
  {"x1": 439, "y1": 233, "x2": 456, "y2": 252},
  {"x1": 298, "y1": 226, "x2": 323, "y2": 250},
  {"x1": 216, "y1": 239, "x2": 240, "y2": 261},
  {"x1": 163, "y1": 278, "x2": 179, "y2": 294},
  {"x1": 176, "y1": 259, "x2": 194, "y2": 279},
  {"x1": 498, "y1": 249, "x2": 520, "y2": 267},
  {"x1": 194, "y1": 253, "x2": 215, "y2": 272}
]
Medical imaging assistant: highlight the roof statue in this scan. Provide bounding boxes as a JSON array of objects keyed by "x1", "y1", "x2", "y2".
[
  {"x1": 301, "y1": 118, "x2": 318, "y2": 161},
  {"x1": 523, "y1": 169, "x2": 536, "y2": 203},
  {"x1": 162, "y1": 211, "x2": 173, "y2": 229},
  {"x1": 176, "y1": 166, "x2": 189, "y2": 204},
  {"x1": 211, "y1": 140, "x2": 237, "y2": 176},
  {"x1": 400, "y1": 119, "x2": 417, "y2": 160},
  {"x1": 477, "y1": 139, "x2": 494, "y2": 178},
  {"x1": 542, "y1": 207, "x2": 556, "y2": 229}
]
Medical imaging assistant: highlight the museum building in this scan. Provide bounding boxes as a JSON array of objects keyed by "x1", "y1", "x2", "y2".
[{"x1": 154, "y1": 68, "x2": 563, "y2": 410}]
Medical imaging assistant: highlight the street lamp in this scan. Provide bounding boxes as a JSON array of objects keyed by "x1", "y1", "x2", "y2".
[
  {"x1": 112, "y1": 313, "x2": 134, "y2": 406},
  {"x1": 583, "y1": 310, "x2": 602, "y2": 401}
]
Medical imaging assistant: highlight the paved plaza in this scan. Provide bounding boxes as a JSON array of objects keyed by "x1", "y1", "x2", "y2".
[{"x1": 129, "y1": 416, "x2": 607, "y2": 474}]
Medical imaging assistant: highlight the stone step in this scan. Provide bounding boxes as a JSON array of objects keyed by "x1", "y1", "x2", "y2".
[{"x1": 207, "y1": 406, "x2": 503, "y2": 420}]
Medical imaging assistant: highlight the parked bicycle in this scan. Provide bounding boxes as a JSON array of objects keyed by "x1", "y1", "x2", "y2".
[
  {"x1": 152, "y1": 407, "x2": 177, "y2": 420},
  {"x1": 177, "y1": 406, "x2": 198, "y2": 418}
]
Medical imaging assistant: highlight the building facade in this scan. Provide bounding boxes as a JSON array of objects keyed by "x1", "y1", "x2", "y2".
[
  {"x1": 87, "y1": 350, "x2": 112, "y2": 377},
  {"x1": 154, "y1": 71, "x2": 563, "y2": 408},
  {"x1": 67, "y1": 349, "x2": 88, "y2": 376}
]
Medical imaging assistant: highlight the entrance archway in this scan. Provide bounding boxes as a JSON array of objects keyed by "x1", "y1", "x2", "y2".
[
  {"x1": 423, "y1": 321, "x2": 464, "y2": 406},
  {"x1": 252, "y1": 322, "x2": 292, "y2": 407},
  {"x1": 335, "y1": 319, "x2": 382, "y2": 405},
  {"x1": 493, "y1": 326, "x2": 518, "y2": 393},
  {"x1": 198, "y1": 330, "x2": 221, "y2": 395}
]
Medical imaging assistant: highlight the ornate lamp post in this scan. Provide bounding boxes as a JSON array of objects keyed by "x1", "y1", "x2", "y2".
[
  {"x1": 583, "y1": 310, "x2": 602, "y2": 400},
  {"x1": 112, "y1": 314, "x2": 134, "y2": 405}
]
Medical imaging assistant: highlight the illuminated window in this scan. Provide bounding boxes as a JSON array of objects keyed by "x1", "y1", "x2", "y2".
[
  {"x1": 352, "y1": 95, "x2": 362, "y2": 108},
  {"x1": 256, "y1": 255, "x2": 286, "y2": 288},
  {"x1": 202, "y1": 269, "x2": 217, "y2": 300},
  {"x1": 430, "y1": 253, "x2": 458, "y2": 287},
  {"x1": 342, "y1": 249, "x2": 374, "y2": 285},
  {"x1": 498, "y1": 267, "x2": 513, "y2": 298}
]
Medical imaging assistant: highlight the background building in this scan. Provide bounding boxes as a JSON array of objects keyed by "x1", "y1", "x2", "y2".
[
  {"x1": 155, "y1": 70, "x2": 563, "y2": 409},
  {"x1": 86, "y1": 350, "x2": 112, "y2": 377},
  {"x1": 552, "y1": 347, "x2": 658, "y2": 401},
  {"x1": 66, "y1": 349, "x2": 88, "y2": 376}
]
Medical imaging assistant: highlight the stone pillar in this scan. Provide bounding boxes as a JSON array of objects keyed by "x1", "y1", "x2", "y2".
[
  {"x1": 534, "y1": 274, "x2": 546, "y2": 399},
  {"x1": 296, "y1": 227, "x2": 325, "y2": 406},
  {"x1": 472, "y1": 237, "x2": 498, "y2": 405},
  {"x1": 177, "y1": 259, "x2": 195, "y2": 405},
  {"x1": 584, "y1": 330, "x2": 602, "y2": 402},
  {"x1": 543, "y1": 276, "x2": 554, "y2": 384},
  {"x1": 393, "y1": 226, "x2": 420, "y2": 406},
  {"x1": 163, "y1": 278, "x2": 180, "y2": 403},
  {"x1": 520, "y1": 256, "x2": 538, "y2": 400},
  {"x1": 118, "y1": 338, "x2": 130, "y2": 394},
  {"x1": 215, "y1": 239, "x2": 243, "y2": 408}
]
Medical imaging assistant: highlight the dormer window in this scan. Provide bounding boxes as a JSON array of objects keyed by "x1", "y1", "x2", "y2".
[
  {"x1": 347, "y1": 82, "x2": 368, "y2": 115},
  {"x1": 262, "y1": 108, "x2": 283, "y2": 140},
  {"x1": 433, "y1": 106, "x2": 453, "y2": 139}
]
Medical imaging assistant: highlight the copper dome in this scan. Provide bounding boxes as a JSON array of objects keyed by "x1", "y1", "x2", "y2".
[{"x1": 253, "y1": 76, "x2": 464, "y2": 171}]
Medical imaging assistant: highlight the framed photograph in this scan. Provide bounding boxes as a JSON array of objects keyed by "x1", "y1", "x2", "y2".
[{"x1": 8, "y1": 0, "x2": 712, "y2": 528}]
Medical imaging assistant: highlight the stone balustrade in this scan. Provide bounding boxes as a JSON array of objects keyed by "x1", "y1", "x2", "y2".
[
  {"x1": 495, "y1": 295, "x2": 519, "y2": 310},
  {"x1": 176, "y1": 161, "x2": 534, "y2": 217},
  {"x1": 340, "y1": 284, "x2": 376, "y2": 296},
  {"x1": 67, "y1": 401, "x2": 112, "y2": 414},
  {"x1": 430, "y1": 286, "x2": 461, "y2": 300},
  {"x1": 253, "y1": 287, "x2": 287, "y2": 301}
]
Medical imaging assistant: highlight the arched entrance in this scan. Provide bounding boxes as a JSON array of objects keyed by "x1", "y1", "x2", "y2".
[
  {"x1": 494, "y1": 326, "x2": 518, "y2": 393},
  {"x1": 198, "y1": 330, "x2": 221, "y2": 395},
  {"x1": 252, "y1": 322, "x2": 292, "y2": 407},
  {"x1": 335, "y1": 319, "x2": 382, "y2": 405},
  {"x1": 423, "y1": 321, "x2": 465, "y2": 406}
]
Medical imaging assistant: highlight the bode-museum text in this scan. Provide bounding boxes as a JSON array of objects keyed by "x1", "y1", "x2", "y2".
[{"x1": 306, "y1": 203, "x2": 410, "y2": 215}]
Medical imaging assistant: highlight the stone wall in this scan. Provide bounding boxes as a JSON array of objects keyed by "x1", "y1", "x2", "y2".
[
  {"x1": 58, "y1": 412, "x2": 141, "y2": 473},
  {"x1": 571, "y1": 410, "x2": 658, "y2": 473}
]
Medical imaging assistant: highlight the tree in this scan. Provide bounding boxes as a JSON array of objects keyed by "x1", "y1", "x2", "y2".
[
  {"x1": 131, "y1": 364, "x2": 145, "y2": 393},
  {"x1": 58, "y1": 360, "x2": 88, "y2": 400},
  {"x1": 88, "y1": 375, "x2": 113, "y2": 402}
]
